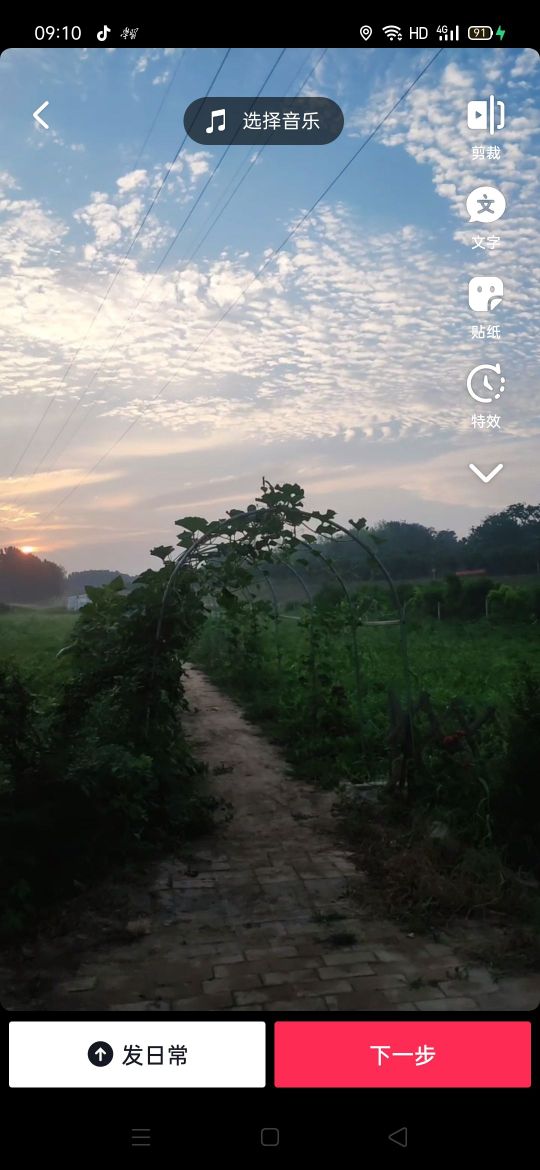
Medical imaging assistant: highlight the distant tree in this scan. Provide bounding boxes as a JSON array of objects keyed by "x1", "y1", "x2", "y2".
[
  {"x1": 0, "y1": 547, "x2": 65, "y2": 603},
  {"x1": 466, "y1": 504, "x2": 540, "y2": 574},
  {"x1": 432, "y1": 529, "x2": 460, "y2": 573},
  {"x1": 368, "y1": 521, "x2": 436, "y2": 579},
  {"x1": 66, "y1": 569, "x2": 135, "y2": 595}
]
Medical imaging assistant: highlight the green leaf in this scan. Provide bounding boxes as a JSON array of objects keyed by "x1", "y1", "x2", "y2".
[
  {"x1": 150, "y1": 545, "x2": 174, "y2": 562},
  {"x1": 84, "y1": 585, "x2": 103, "y2": 602},
  {"x1": 174, "y1": 516, "x2": 209, "y2": 533}
]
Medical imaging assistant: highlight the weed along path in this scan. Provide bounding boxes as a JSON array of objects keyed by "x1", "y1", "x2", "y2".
[{"x1": 2, "y1": 667, "x2": 539, "y2": 1013}]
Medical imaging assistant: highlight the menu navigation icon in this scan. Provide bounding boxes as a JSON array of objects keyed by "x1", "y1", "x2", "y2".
[{"x1": 131, "y1": 1129, "x2": 151, "y2": 1148}]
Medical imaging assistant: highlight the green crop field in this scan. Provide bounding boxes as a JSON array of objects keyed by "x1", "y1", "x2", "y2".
[
  {"x1": 1, "y1": 490, "x2": 539, "y2": 954},
  {"x1": 197, "y1": 609, "x2": 540, "y2": 773},
  {"x1": 0, "y1": 609, "x2": 75, "y2": 700}
]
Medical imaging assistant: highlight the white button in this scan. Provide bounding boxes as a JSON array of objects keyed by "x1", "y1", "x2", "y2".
[{"x1": 9, "y1": 1021, "x2": 265, "y2": 1088}]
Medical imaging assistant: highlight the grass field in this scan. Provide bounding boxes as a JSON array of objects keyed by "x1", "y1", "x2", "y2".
[
  {"x1": 2, "y1": 603, "x2": 539, "y2": 955},
  {"x1": 0, "y1": 609, "x2": 75, "y2": 700},
  {"x1": 3, "y1": 606, "x2": 539, "y2": 723},
  {"x1": 197, "y1": 611, "x2": 540, "y2": 754}
]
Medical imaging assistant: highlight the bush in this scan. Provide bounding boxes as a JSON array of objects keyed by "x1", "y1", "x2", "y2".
[
  {"x1": 452, "y1": 576, "x2": 494, "y2": 619},
  {"x1": 530, "y1": 586, "x2": 540, "y2": 620},
  {"x1": 313, "y1": 584, "x2": 343, "y2": 611},
  {"x1": 0, "y1": 563, "x2": 210, "y2": 936},
  {"x1": 0, "y1": 662, "x2": 43, "y2": 788},
  {"x1": 492, "y1": 666, "x2": 540, "y2": 874},
  {"x1": 487, "y1": 584, "x2": 531, "y2": 623}
]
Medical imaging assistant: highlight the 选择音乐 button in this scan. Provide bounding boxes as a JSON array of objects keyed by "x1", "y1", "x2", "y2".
[{"x1": 274, "y1": 1022, "x2": 530, "y2": 1088}]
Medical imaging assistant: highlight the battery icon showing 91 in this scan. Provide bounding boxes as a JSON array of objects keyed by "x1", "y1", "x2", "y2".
[{"x1": 468, "y1": 26, "x2": 493, "y2": 40}]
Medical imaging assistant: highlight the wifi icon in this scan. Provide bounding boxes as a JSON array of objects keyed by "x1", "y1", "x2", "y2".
[{"x1": 383, "y1": 24, "x2": 402, "y2": 40}]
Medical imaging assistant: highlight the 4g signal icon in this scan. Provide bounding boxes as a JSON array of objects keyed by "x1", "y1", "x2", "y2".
[{"x1": 438, "y1": 24, "x2": 460, "y2": 41}]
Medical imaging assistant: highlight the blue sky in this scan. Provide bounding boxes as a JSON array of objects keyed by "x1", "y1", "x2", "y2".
[{"x1": 0, "y1": 45, "x2": 538, "y2": 571}]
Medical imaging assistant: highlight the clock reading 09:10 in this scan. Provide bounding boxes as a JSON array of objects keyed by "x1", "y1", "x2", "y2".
[{"x1": 35, "y1": 26, "x2": 82, "y2": 40}]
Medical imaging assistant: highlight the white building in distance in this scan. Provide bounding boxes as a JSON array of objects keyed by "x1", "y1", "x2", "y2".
[{"x1": 66, "y1": 594, "x2": 90, "y2": 612}]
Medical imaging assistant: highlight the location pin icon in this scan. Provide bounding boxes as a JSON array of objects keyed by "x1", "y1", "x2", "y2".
[{"x1": 360, "y1": 26, "x2": 373, "y2": 41}]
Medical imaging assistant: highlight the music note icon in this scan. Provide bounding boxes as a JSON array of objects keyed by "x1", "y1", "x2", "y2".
[{"x1": 206, "y1": 108, "x2": 226, "y2": 134}]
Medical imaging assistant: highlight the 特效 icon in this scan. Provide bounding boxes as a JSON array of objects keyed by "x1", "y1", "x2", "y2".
[
  {"x1": 468, "y1": 276, "x2": 504, "y2": 312},
  {"x1": 467, "y1": 363, "x2": 506, "y2": 403},
  {"x1": 467, "y1": 96, "x2": 505, "y2": 135},
  {"x1": 466, "y1": 186, "x2": 506, "y2": 223},
  {"x1": 88, "y1": 1041, "x2": 114, "y2": 1067},
  {"x1": 32, "y1": 101, "x2": 49, "y2": 129}
]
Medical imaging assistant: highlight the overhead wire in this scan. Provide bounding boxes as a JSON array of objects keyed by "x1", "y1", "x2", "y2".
[
  {"x1": 44, "y1": 49, "x2": 324, "y2": 468},
  {"x1": 32, "y1": 49, "x2": 445, "y2": 527},
  {"x1": 8, "y1": 48, "x2": 286, "y2": 490},
  {"x1": 7, "y1": 47, "x2": 231, "y2": 478}
]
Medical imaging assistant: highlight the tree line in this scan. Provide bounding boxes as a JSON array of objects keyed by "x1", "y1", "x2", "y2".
[
  {"x1": 1, "y1": 503, "x2": 539, "y2": 603},
  {"x1": 0, "y1": 548, "x2": 134, "y2": 605},
  {"x1": 302, "y1": 503, "x2": 540, "y2": 582}
]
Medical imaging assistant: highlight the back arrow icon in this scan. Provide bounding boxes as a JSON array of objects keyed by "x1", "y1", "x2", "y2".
[
  {"x1": 388, "y1": 1127, "x2": 408, "y2": 1148},
  {"x1": 469, "y1": 463, "x2": 504, "y2": 483},
  {"x1": 33, "y1": 101, "x2": 49, "y2": 129}
]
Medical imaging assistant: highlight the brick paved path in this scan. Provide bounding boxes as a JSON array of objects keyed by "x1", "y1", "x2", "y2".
[{"x1": 3, "y1": 668, "x2": 539, "y2": 1012}]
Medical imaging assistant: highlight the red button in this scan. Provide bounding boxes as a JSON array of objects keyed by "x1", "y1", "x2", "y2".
[{"x1": 274, "y1": 1022, "x2": 531, "y2": 1088}]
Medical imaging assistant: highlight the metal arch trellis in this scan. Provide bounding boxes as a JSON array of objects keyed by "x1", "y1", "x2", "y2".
[
  {"x1": 155, "y1": 504, "x2": 272, "y2": 643},
  {"x1": 295, "y1": 530, "x2": 412, "y2": 770},
  {"x1": 315, "y1": 520, "x2": 415, "y2": 764},
  {"x1": 152, "y1": 499, "x2": 415, "y2": 777}
]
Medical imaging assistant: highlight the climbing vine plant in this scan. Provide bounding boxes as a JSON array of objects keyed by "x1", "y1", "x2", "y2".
[{"x1": 0, "y1": 479, "x2": 410, "y2": 933}]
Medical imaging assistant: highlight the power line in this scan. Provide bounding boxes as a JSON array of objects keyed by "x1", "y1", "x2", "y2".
[
  {"x1": 11, "y1": 48, "x2": 286, "y2": 488},
  {"x1": 34, "y1": 48, "x2": 444, "y2": 526},
  {"x1": 130, "y1": 49, "x2": 187, "y2": 166},
  {"x1": 7, "y1": 47, "x2": 231, "y2": 479},
  {"x1": 179, "y1": 49, "x2": 328, "y2": 273},
  {"x1": 37, "y1": 50, "x2": 324, "y2": 470},
  {"x1": 46, "y1": 48, "x2": 319, "y2": 469}
]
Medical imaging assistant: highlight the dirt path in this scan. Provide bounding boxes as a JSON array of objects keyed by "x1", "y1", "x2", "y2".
[{"x1": 2, "y1": 668, "x2": 539, "y2": 1012}]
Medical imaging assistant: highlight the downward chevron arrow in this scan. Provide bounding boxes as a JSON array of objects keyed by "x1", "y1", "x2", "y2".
[{"x1": 469, "y1": 463, "x2": 504, "y2": 483}]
